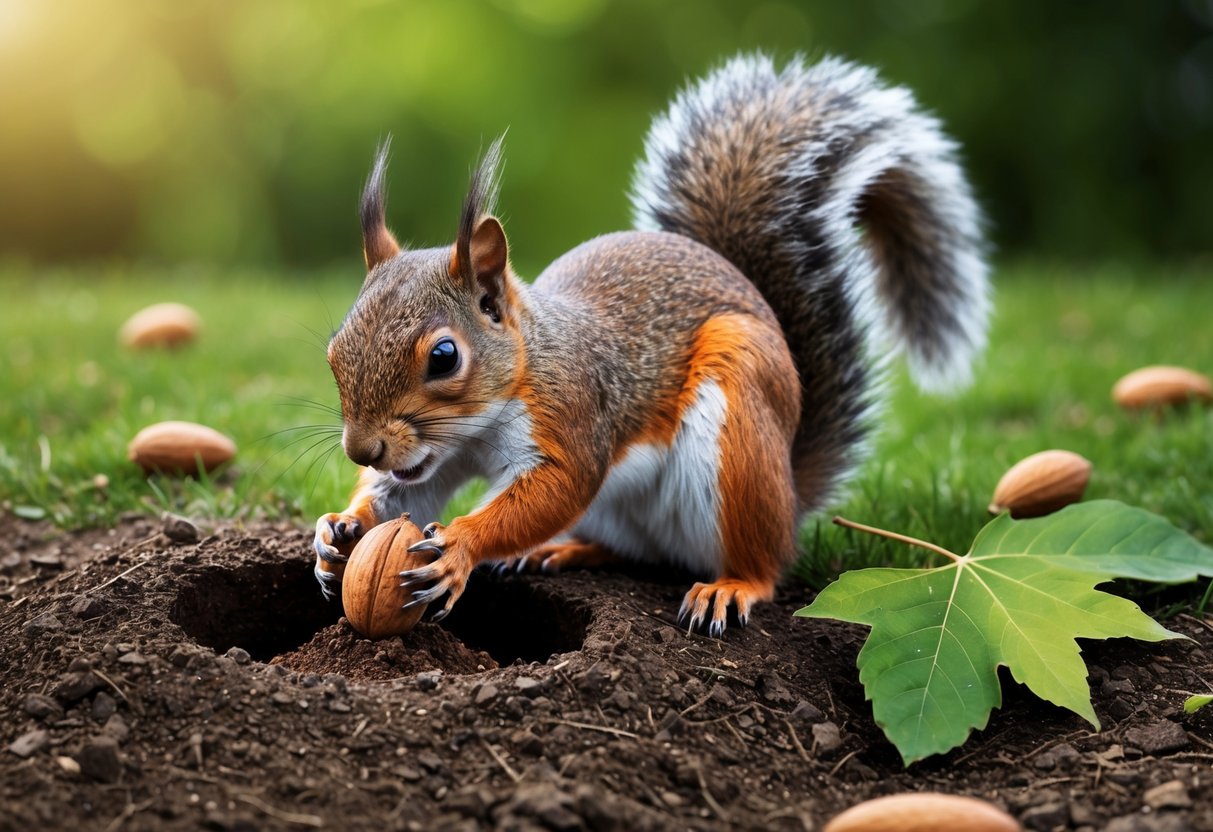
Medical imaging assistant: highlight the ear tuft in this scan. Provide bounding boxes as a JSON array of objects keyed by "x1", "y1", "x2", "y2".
[
  {"x1": 454, "y1": 134, "x2": 506, "y2": 281},
  {"x1": 361, "y1": 137, "x2": 401, "y2": 271}
]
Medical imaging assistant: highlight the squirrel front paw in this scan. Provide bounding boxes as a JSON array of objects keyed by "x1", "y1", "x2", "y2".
[
  {"x1": 313, "y1": 512, "x2": 366, "y2": 601},
  {"x1": 314, "y1": 512, "x2": 365, "y2": 562},
  {"x1": 398, "y1": 522, "x2": 475, "y2": 623}
]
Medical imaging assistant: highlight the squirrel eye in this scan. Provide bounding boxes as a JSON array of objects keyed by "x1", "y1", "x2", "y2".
[{"x1": 427, "y1": 337, "x2": 460, "y2": 378}]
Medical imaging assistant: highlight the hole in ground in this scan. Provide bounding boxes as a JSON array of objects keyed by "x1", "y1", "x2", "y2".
[
  {"x1": 170, "y1": 560, "x2": 590, "y2": 669},
  {"x1": 170, "y1": 560, "x2": 340, "y2": 662},
  {"x1": 444, "y1": 571, "x2": 591, "y2": 665}
]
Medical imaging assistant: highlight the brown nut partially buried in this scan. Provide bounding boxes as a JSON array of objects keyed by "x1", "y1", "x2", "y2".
[
  {"x1": 127, "y1": 421, "x2": 237, "y2": 475},
  {"x1": 120, "y1": 302, "x2": 201, "y2": 349},
  {"x1": 342, "y1": 515, "x2": 431, "y2": 639},
  {"x1": 1113, "y1": 365, "x2": 1212, "y2": 410},
  {"x1": 989, "y1": 449, "x2": 1091, "y2": 518},
  {"x1": 824, "y1": 792, "x2": 1021, "y2": 832}
]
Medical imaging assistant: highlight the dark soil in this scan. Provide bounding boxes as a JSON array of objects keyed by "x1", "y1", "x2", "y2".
[
  {"x1": 271, "y1": 622, "x2": 498, "y2": 681},
  {"x1": 3, "y1": 511, "x2": 1213, "y2": 831}
]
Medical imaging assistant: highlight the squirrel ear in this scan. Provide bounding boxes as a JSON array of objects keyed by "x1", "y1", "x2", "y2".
[
  {"x1": 450, "y1": 216, "x2": 509, "y2": 300},
  {"x1": 470, "y1": 216, "x2": 508, "y2": 288},
  {"x1": 361, "y1": 139, "x2": 401, "y2": 272}
]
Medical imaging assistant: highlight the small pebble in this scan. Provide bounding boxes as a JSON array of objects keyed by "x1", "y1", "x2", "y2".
[
  {"x1": 8, "y1": 730, "x2": 49, "y2": 758},
  {"x1": 224, "y1": 646, "x2": 251, "y2": 665},
  {"x1": 811, "y1": 721, "x2": 843, "y2": 754},
  {"x1": 474, "y1": 684, "x2": 500, "y2": 706},
  {"x1": 55, "y1": 755, "x2": 81, "y2": 775},
  {"x1": 75, "y1": 737, "x2": 122, "y2": 783},
  {"x1": 415, "y1": 670, "x2": 442, "y2": 690},
  {"x1": 24, "y1": 693, "x2": 64, "y2": 721},
  {"x1": 55, "y1": 670, "x2": 104, "y2": 704},
  {"x1": 515, "y1": 677, "x2": 542, "y2": 696},
  {"x1": 22, "y1": 612, "x2": 63, "y2": 638},
  {"x1": 71, "y1": 595, "x2": 107, "y2": 620},
  {"x1": 1124, "y1": 720, "x2": 1189, "y2": 756},
  {"x1": 759, "y1": 671, "x2": 796, "y2": 705},
  {"x1": 92, "y1": 691, "x2": 117, "y2": 721},
  {"x1": 790, "y1": 700, "x2": 824, "y2": 723},
  {"x1": 102, "y1": 714, "x2": 130, "y2": 744},
  {"x1": 161, "y1": 512, "x2": 199, "y2": 544}
]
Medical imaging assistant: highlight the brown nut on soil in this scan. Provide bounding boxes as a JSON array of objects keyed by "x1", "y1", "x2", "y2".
[
  {"x1": 127, "y1": 421, "x2": 236, "y2": 475},
  {"x1": 989, "y1": 449, "x2": 1091, "y2": 518},
  {"x1": 824, "y1": 792, "x2": 1021, "y2": 832},
  {"x1": 1113, "y1": 365, "x2": 1212, "y2": 410},
  {"x1": 342, "y1": 515, "x2": 431, "y2": 639},
  {"x1": 120, "y1": 303, "x2": 201, "y2": 349}
]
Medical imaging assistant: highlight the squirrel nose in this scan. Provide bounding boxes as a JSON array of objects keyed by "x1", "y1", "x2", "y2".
[{"x1": 345, "y1": 437, "x2": 387, "y2": 468}]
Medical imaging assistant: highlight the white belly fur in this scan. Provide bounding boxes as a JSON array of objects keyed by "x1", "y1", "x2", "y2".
[{"x1": 574, "y1": 379, "x2": 727, "y2": 575}]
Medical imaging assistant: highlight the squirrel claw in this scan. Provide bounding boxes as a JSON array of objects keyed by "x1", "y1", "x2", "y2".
[
  {"x1": 407, "y1": 541, "x2": 444, "y2": 556},
  {"x1": 403, "y1": 584, "x2": 446, "y2": 609},
  {"x1": 678, "y1": 579, "x2": 767, "y2": 638},
  {"x1": 399, "y1": 562, "x2": 441, "y2": 585},
  {"x1": 313, "y1": 561, "x2": 342, "y2": 601}
]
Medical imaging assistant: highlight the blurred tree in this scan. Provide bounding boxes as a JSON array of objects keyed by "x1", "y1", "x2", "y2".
[{"x1": 0, "y1": 0, "x2": 1209, "y2": 270}]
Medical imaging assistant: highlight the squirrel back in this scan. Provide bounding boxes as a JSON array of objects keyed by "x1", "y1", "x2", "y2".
[{"x1": 631, "y1": 54, "x2": 989, "y2": 514}]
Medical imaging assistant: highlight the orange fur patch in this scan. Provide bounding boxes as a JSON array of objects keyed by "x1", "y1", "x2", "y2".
[
  {"x1": 452, "y1": 352, "x2": 603, "y2": 561},
  {"x1": 699, "y1": 315, "x2": 798, "y2": 584},
  {"x1": 344, "y1": 466, "x2": 383, "y2": 530},
  {"x1": 363, "y1": 227, "x2": 400, "y2": 271},
  {"x1": 635, "y1": 314, "x2": 799, "y2": 584}
]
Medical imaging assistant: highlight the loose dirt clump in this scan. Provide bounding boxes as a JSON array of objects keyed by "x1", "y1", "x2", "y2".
[
  {"x1": 271, "y1": 620, "x2": 498, "y2": 681},
  {"x1": 2, "y1": 512, "x2": 1213, "y2": 831}
]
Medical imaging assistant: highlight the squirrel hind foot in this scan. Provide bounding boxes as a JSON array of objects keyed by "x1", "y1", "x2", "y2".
[{"x1": 678, "y1": 578, "x2": 771, "y2": 637}]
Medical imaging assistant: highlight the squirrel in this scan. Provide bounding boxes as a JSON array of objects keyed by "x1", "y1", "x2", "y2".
[{"x1": 311, "y1": 53, "x2": 989, "y2": 636}]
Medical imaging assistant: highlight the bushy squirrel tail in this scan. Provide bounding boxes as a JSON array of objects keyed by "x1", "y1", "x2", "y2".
[{"x1": 631, "y1": 53, "x2": 989, "y2": 514}]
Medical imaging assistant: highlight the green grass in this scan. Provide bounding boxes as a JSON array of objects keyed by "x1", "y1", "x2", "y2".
[{"x1": 3, "y1": 260, "x2": 1212, "y2": 597}]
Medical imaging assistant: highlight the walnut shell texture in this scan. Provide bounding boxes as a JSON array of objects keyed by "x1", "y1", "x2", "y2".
[
  {"x1": 989, "y1": 449, "x2": 1091, "y2": 519},
  {"x1": 127, "y1": 421, "x2": 236, "y2": 475},
  {"x1": 342, "y1": 515, "x2": 431, "y2": 639},
  {"x1": 824, "y1": 792, "x2": 1021, "y2": 832}
]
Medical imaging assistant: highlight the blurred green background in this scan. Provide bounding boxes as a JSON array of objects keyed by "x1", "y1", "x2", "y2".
[
  {"x1": 2, "y1": 0, "x2": 1213, "y2": 589},
  {"x1": 2, "y1": 0, "x2": 1211, "y2": 272}
]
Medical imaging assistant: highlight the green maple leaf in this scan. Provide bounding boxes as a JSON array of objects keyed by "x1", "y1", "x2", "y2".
[{"x1": 797, "y1": 500, "x2": 1213, "y2": 765}]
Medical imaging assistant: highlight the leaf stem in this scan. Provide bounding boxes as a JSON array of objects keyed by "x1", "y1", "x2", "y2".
[{"x1": 832, "y1": 516, "x2": 962, "y2": 563}]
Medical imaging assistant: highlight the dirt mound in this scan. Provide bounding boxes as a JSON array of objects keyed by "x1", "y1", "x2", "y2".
[
  {"x1": 2, "y1": 512, "x2": 1212, "y2": 831},
  {"x1": 271, "y1": 620, "x2": 497, "y2": 681}
]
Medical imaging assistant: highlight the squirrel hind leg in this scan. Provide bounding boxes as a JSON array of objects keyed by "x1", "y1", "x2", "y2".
[{"x1": 683, "y1": 315, "x2": 798, "y2": 637}]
